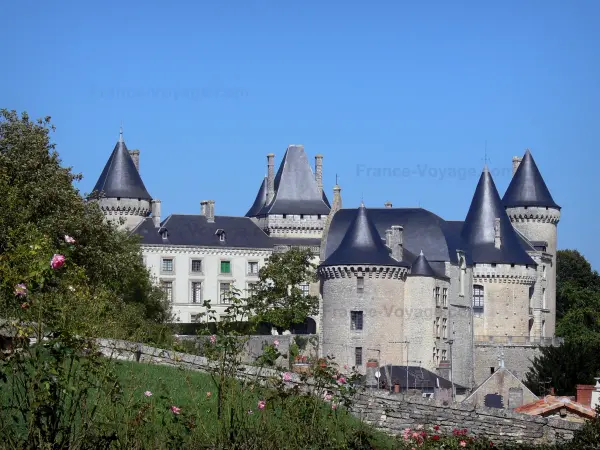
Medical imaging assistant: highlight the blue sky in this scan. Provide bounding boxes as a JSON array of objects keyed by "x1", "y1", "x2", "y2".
[{"x1": 1, "y1": 0, "x2": 598, "y2": 269}]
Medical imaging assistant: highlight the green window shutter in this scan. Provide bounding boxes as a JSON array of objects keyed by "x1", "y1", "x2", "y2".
[{"x1": 221, "y1": 261, "x2": 231, "y2": 273}]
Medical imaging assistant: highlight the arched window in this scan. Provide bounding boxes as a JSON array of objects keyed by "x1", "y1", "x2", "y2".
[{"x1": 473, "y1": 284, "x2": 484, "y2": 314}]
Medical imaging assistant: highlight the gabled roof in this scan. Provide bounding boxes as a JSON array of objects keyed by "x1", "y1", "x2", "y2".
[
  {"x1": 461, "y1": 167, "x2": 535, "y2": 265},
  {"x1": 464, "y1": 366, "x2": 538, "y2": 407},
  {"x1": 378, "y1": 365, "x2": 466, "y2": 390},
  {"x1": 503, "y1": 150, "x2": 560, "y2": 209},
  {"x1": 132, "y1": 215, "x2": 321, "y2": 249},
  {"x1": 514, "y1": 396, "x2": 595, "y2": 419},
  {"x1": 410, "y1": 250, "x2": 445, "y2": 278},
  {"x1": 321, "y1": 203, "x2": 408, "y2": 267},
  {"x1": 245, "y1": 177, "x2": 267, "y2": 217},
  {"x1": 257, "y1": 145, "x2": 331, "y2": 216},
  {"x1": 92, "y1": 130, "x2": 152, "y2": 200}
]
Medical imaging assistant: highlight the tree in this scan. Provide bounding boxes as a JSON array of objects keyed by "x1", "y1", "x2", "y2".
[
  {"x1": 524, "y1": 340, "x2": 600, "y2": 396},
  {"x1": 246, "y1": 248, "x2": 319, "y2": 331},
  {"x1": 0, "y1": 109, "x2": 169, "y2": 338}
]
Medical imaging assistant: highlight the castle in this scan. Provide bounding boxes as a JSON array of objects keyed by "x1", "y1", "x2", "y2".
[{"x1": 91, "y1": 129, "x2": 561, "y2": 389}]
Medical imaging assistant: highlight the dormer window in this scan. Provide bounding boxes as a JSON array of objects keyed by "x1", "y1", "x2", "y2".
[
  {"x1": 215, "y1": 229, "x2": 226, "y2": 242},
  {"x1": 158, "y1": 227, "x2": 168, "y2": 240}
]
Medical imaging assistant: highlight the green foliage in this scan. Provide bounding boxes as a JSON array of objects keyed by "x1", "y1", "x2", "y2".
[
  {"x1": 0, "y1": 109, "x2": 170, "y2": 339},
  {"x1": 524, "y1": 340, "x2": 600, "y2": 396},
  {"x1": 246, "y1": 248, "x2": 319, "y2": 330}
]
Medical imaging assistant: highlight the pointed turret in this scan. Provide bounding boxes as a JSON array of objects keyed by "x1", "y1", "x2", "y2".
[
  {"x1": 321, "y1": 203, "x2": 407, "y2": 266},
  {"x1": 257, "y1": 145, "x2": 330, "y2": 216},
  {"x1": 502, "y1": 149, "x2": 559, "y2": 209},
  {"x1": 245, "y1": 177, "x2": 268, "y2": 217},
  {"x1": 410, "y1": 250, "x2": 438, "y2": 277},
  {"x1": 461, "y1": 167, "x2": 534, "y2": 265},
  {"x1": 92, "y1": 128, "x2": 152, "y2": 200}
]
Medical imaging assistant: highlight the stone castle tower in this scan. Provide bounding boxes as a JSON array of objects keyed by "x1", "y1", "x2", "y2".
[
  {"x1": 502, "y1": 150, "x2": 560, "y2": 338},
  {"x1": 91, "y1": 129, "x2": 160, "y2": 230}
]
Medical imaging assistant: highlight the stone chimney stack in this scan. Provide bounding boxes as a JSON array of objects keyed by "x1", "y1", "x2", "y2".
[
  {"x1": 151, "y1": 199, "x2": 161, "y2": 228},
  {"x1": 315, "y1": 154, "x2": 323, "y2": 194},
  {"x1": 512, "y1": 156, "x2": 523, "y2": 176},
  {"x1": 266, "y1": 153, "x2": 275, "y2": 204},
  {"x1": 201, "y1": 200, "x2": 215, "y2": 223},
  {"x1": 129, "y1": 150, "x2": 140, "y2": 172},
  {"x1": 494, "y1": 218, "x2": 501, "y2": 249},
  {"x1": 384, "y1": 201, "x2": 393, "y2": 208},
  {"x1": 391, "y1": 225, "x2": 404, "y2": 261},
  {"x1": 332, "y1": 184, "x2": 342, "y2": 210},
  {"x1": 385, "y1": 229, "x2": 393, "y2": 248}
]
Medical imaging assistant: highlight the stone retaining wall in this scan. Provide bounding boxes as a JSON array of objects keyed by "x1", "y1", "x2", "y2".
[{"x1": 96, "y1": 339, "x2": 582, "y2": 446}]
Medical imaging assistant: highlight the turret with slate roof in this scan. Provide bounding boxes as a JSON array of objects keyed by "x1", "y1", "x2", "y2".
[
  {"x1": 248, "y1": 145, "x2": 331, "y2": 239},
  {"x1": 503, "y1": 149, "x2": 560, "y2": 339},
  {"x1": 409, "y1": 250, "x2": 448, "y2": 279},
  {"x1": 91, "y1": 128, "x2": 155, "y2": 230}
]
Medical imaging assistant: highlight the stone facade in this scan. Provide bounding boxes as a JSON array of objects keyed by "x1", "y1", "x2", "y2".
[{"x1": 98, "y1": 197, "x2": 151, "y2": 231}]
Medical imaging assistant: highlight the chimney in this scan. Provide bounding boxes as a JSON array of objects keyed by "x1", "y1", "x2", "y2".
[
  {"x1": 391, "y1": 225, "x2": 403, "y2": 261},
  {"x1": 384, "y1": 201, "x2": 393, "y2": 208},
  {"x1": 512, "y1": 156, "x2": 523, "y2": 176},
  {"x1": 576, "y1": 384, "x2": 595, "y2": 406},
  {"x1": 151, "y1": 199, "x2": 161, "y2": 228},
  {"x1": 332, "y1": 184, "x2": 342, "y2": 210},
  {"x1": 266, "y1": 153, "x2": 275, "y2": 204},
  {"x1": 591, "y1": 378, "x2": 600, "y2": 410},
  {"x1": 315, "y1": 154, "x2": 323, "y2": 194},
  {"x1": 494, "y1": 218, "x2": 501, "y2": 249},
  {"x1": 385, "y1": 229, "x2": 393, "y2": 248},
  {"x1": 201, "y1": 200, "x2": 215, "y2": 223},
  {"x1": 129, "y1": 150, "x2": 140, "y2": 172}
]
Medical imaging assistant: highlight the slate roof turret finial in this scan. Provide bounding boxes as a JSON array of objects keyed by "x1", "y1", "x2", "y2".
[
  {"x1": 321, "y1": 203, "x2": 408, "y2": 267},
  {"x1": 461, "y1": 167, "x2": 534, "y2": 265},
  {"x1": 502, "y1": 149, "x2": 560, "y2": 209},
  {"x1": 91, "y1": 129, "x2": 152, "y2": 201}
]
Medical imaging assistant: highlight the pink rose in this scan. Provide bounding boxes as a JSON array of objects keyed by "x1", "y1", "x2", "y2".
[
  {"x1": 337, "y1": 376, "x2": 346, "y2": 384},
  {"x1": 343, "y1": 364, "x2": 348, "y2": 370},
  {"x1": 51, "y1": 254, "x2": 65, "y2": 270},
  {"x1": 209, "y1": 335, "x2": 217, "y2": 344},
  {"x1": 206, "y1": 391, "x2": 212, "y2": 398},
  {"x1": 331, "y1": 402, "x2": 337, "y2": 410},
  {"x1": 324, "y1": 393, "x2": 332, "y2": 402},
  {"x1": 64, "y1": 235, "x2": 76, "y2": 244},
  {"x1": 460, "y1": 441, "x2": 467, "y2": 448},
  {"x1": 14, "y1": 284, "x2": 27, "y2": 297},
  {"x1": 257, "y1": 400, "x2": 266, "y2": 410},
  {"x1": 171, "y1": 406, "x2": 181, "y2": 415},
  {"x1": 144, "y1": 391, "x2": 152, "y2": 397},
  {"x1": 283, "y1": 372, "x2": 292, "y2": 382},
  {"x1": 273, "y1": 340, "x2": 279, "y2": 347}
]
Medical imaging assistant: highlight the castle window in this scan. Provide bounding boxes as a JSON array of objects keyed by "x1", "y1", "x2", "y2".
[
  {"x1": 161, "y1": 281, "x2": 173, "y2": 302},
  {"x1": 191, "y1": 259, "x2": 203, "y2": 273},
  {"x1": 282, "y1": 214, "x2": 287, "y2": 219},
  {"x1": 442, "y1": 288, "x2": 448, "y2": 307},
  {"x1": 317, "y1": 215, "x2": 321, "y2": 219},
  {"x1": 161, "y1": 258, "x2": 174, "y2": 273},
  {"x1": 435, "y1": 287, "x2": 440, "y2": 306},
  {"x1": 247, "y1": 261, "x2": 259, "y2": 275},
  {"x1": 300, "y1": 214, "x2": 304, "y2": 219},
  {"x1": 542, "y1": 288, "x2": 547, "y2": 309},
  {"x1": 542, "y1": 320, "x2": 546, "y2": 337},
  {"x1": 357, "y1": 276, "x2": 364, "y2": 293},
  {"x1": 473, "y1": 284, "x2": 484, "y2": 314},
  {"x1": 247, "y1": 282, "x2": 258, "y2": 297},
  {"x1": 351, "y1": 311, "x2": 363, "y2": 331},
  {"x1": 190, "y1": 281, "x2": 202, "y2": 303},
  {"x1": 220, "y1": 282, "x2": 232, "y2": 304},
  {"x1": 542, "y1": 265, "x2": 546, "y2": 279},
  {"x1": 299, "y1": 283, "x2": 310, "y2": 297},
  {"x1": 442, "y1": 349, "x2": 447, "y2": 361},
  {"x1": 435, "y1": 317, "x2": 440, "y2": 338},
  {"x1": 355, "y1": 347, "x2": 363, "y2": 366},
  {"x1": 190, "y1": 314, "x2": 200, "y2": 323},
  {"x1": 220, "y1": 260, "x2": 231, "y2": 274},
  {"x1": 442, "y1": 318, "x2": 447, "y2": 339}
]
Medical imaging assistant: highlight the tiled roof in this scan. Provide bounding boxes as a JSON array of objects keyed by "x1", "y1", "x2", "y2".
[
  {"x1": 503, "y1": 149, "x2": 560, "y2": 209},
  {"x1": 514, "y1": 396, "x2": 596, "y2": 419},
  {"x1": 92, "y1": 130, "x2": 152, "y2": 200}
]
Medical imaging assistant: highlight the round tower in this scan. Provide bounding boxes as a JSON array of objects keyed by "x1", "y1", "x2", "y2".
[
  {"x1": 318, "y1": 203, "x2": 409, "y2": 374},
  {"x1": 91, "y1": 128, "x2": 153, "y2": 230},
  {"x1": 503, "y1": 149, "x2": 560, "y2": 337}
]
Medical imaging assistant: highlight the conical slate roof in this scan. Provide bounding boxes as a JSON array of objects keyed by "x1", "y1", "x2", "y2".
[
  {"x1": 245, "y1": 177, "x2": 267, "y2": 217},
  {"x1": 321, "y1": 203, "x2": 407, "y2": 267},
  {"x1": 410, "y1": 251, "x2": 437, "y2": 277},
  {"x1": 461, "y1": 167, "x2": 535, "y2": 265},
  {"x1": 92, "y1": 130, "x2": 152, "y2": 200},
  {"x1": 502, "y1": 149, "x2": 559, "y2": 209},
  {"x1": 258, "y1": 145, "x2": 331, "y2": 216}
]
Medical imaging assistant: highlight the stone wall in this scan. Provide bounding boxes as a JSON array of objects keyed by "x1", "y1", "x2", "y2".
[
  {"x1": 95, "y1": 339, "x2": 583, "y2": 446},
  {"x1": 474, "y1": 344, "x2": 540, "y2": 386},
  {"x1": 351, "y1": 391, "x2": 582, "y2": 445}
]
